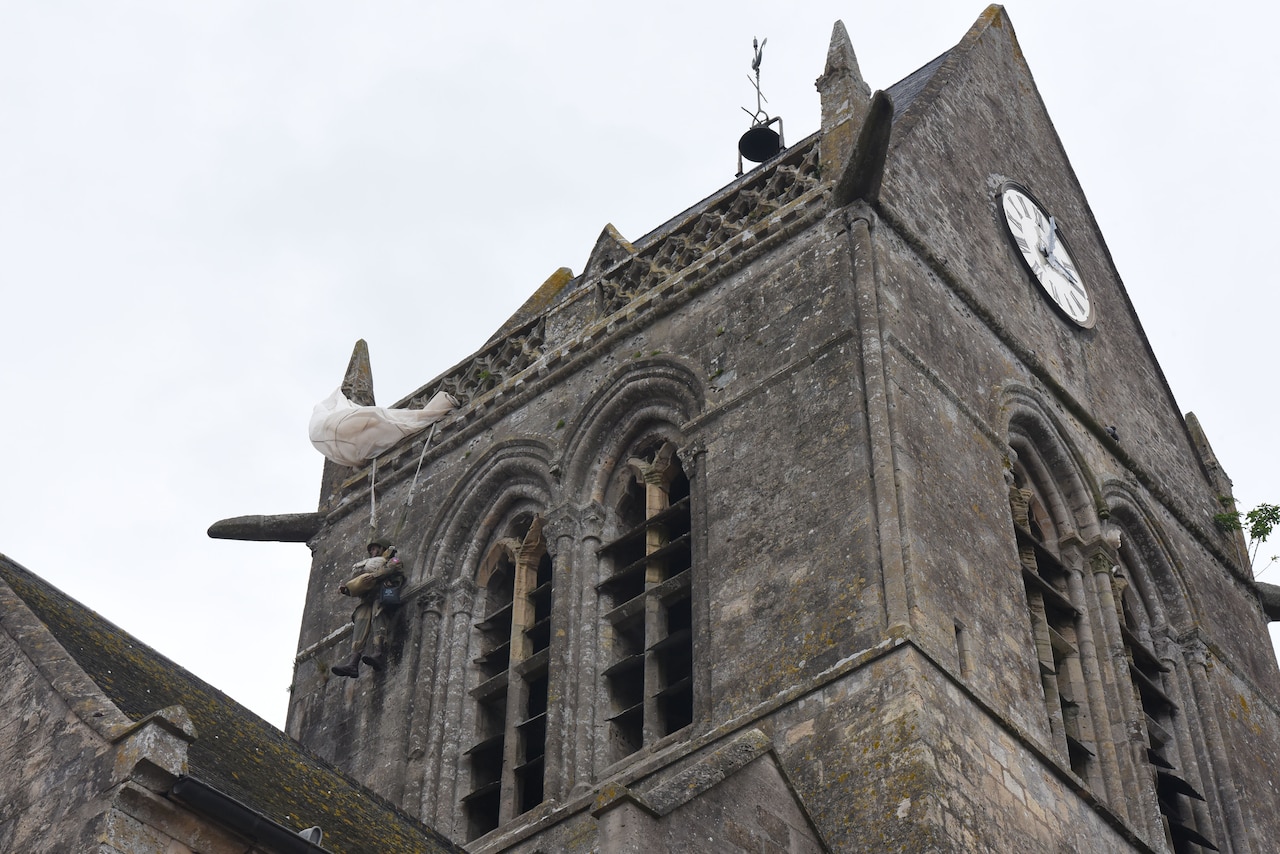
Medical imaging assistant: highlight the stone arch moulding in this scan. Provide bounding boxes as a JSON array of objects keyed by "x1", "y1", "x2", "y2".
[
  {"x1": 1101, "y1": 481, "x2": 1198, "y2": 631},
  {"x1": 559, "y1": 357, "x2": 704, "y2": 504},
  {"x1": 1101, "y1": 480, "x2": 1227, "y2": 852},
  {"x1": 413, "y1": 438, "x2": 556, "y2": 585},
  {"x1": 1000, "y1": 384, "x2": 1105, "y2": 544}
]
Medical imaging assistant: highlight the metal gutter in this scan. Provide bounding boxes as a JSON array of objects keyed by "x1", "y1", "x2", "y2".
[{"x1": 170, "y1": 775, "x2": 328, "y2": 853}]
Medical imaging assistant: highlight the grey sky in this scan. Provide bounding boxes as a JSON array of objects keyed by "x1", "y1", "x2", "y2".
[{"x1": 3, "y1": 2, "x2": 1277, "y2": 727}]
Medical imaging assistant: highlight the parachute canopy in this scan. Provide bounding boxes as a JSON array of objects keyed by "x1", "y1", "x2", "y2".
[{"x1": 309, "y1": 388, "x2": 457, "y2": 467}]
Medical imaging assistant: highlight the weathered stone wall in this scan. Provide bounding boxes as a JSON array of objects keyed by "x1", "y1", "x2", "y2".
[
  {"x1": 867, "y1": 9, "x2": 1280, "y2": 848},
  {"x1": 911, "y1": 657, "x2": 1149, "y2": 854},
  {"x1": 0, "y1": 624, "x2": 115, "y2": 852},
  {"x1": 773, "y1": 646, "x2": 1148, "y2": 853},
  {"x1": 877, "y1": 7, "x2": 1239, "y2": 571},
  {"x1": 286, "y1": 201, "x2": 891, "y2": 837},
  {"x1": 1200, "y1": 646, "x2": 1280, "y2": 851}
]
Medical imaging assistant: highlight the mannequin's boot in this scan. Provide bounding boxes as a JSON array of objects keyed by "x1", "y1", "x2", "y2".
[
  {"x1": 330, "y1": 651, "x2": 361, "y2": 678},
  {"x1": 362, "y1": 640, "x2": 386, "y2": 672}
]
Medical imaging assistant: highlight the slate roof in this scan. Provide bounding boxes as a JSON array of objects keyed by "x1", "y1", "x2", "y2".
[
  {"x1": 0, "y1": 553, "x2": 461, "y2": 854},
  {"x1": 886, "y1": 51, "x2": 951, "y2": 121}
]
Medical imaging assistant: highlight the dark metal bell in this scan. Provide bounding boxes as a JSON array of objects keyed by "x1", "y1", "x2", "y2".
[{"x1": 738, "y1": 125, "x2": 781, "y2": 163}]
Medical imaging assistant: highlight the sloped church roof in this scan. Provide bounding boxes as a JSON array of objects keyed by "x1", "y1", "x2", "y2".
[{"x1": 0, "y1": 553, "x2": 460, "y2": 854}]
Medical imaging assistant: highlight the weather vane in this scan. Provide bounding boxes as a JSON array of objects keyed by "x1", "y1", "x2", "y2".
[{"x1": 737, "y1": 36, "x2": 785, "y2": 175}]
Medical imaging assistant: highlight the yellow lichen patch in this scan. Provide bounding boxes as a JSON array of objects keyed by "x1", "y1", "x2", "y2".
[{"x1": 786, "y1": 718, "x2": 816, "y2": 745}]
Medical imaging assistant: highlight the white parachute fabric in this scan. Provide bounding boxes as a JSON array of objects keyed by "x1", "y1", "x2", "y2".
[{"x1": 309, "y1": 388, "x2": 457, "y2": 467}]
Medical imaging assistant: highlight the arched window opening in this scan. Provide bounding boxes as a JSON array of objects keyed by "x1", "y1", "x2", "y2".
[
  {"x1": 1008, "y1": 461, "x2": 1094, "y2": 779},
  {"x1": 464, "y1": 514, "x2": 552, "y2": 840},
  {"x1": 1114, "y1": 555, "x2": 1218, "y2": 853},
  {"x1": 598, "y1": 440, "x2": 694, "y2": 762}
]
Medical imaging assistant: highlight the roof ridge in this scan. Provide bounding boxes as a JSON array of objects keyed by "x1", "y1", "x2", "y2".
[
  {"x1": 0, "y1": 555, "x2": 136, "y2": 741},
  {"x1": 887, "y1": 4, "x2": 1011, "y2": 148}
]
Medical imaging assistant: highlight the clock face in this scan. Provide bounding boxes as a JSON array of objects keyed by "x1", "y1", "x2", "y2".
[{"x1": 1000, "y1": 185, "x2": 1093, "y2": 327}]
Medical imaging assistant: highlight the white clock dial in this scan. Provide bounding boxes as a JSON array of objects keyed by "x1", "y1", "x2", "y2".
[{"x1": 1000, "y1": 185, "x2": 1092, "y2": 327}]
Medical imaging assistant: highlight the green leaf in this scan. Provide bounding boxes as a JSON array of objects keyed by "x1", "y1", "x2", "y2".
[{"x1": 1245, "y1": 503, "x2": 1280, "y2": 545}]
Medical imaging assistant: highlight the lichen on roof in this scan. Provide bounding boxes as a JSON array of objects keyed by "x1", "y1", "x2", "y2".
[{"x1": 0, "y1": 553, "x2": 461, "y2": 854}]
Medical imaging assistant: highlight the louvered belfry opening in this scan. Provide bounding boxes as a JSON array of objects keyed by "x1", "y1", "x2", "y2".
[
  {"x1": 1116, "y1": 573, "x2": 1218, "y2": 853},
  {"x1": 464, "y1": 516, "x2": 551, "y2": 840},
  {"x1": 598, "y1": 441, "x2": 694, "y2": 762},
  {"x1": 1009, "y1": 475, "x2": 1096, "y2": 780}
]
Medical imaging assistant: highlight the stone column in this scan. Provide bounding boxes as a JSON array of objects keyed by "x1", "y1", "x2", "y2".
[
  {"x1": 846, "y1": 210, "x2": 909, "y2": 635},
  {"x1": 1089, "y1": 551, "x2": 1153, "y2": 838},
  {"x1": 1183, "y1": 636, "x2": 1248, "y2": 851},
  {"x1": 401, "y1": 579, "x2": 447, "y2": 818},
  {"x1": 678, "y1": 438, "x2": 711, "y2": 726},
  {"x1": 1073, "y1": 543, "x2": 1128, "y2": 821},
  {"x1": 421, "y1": 577, "x2": 476, "y2": 836}
]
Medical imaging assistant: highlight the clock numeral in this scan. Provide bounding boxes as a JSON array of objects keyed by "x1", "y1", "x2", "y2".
[
  {"x1": 1066, "y1": 291, "x2": 1088, "y2": 318},
  {"x1": 1014, "y1": 235, "x2": 1031, "y2": 253}
]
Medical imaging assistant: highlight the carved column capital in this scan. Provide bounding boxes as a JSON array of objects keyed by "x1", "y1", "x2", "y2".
[
  {"x1": 627, "y1": 441, "x2": 680, "y2": 490},
  {"x1": 1007, "y1": 485, "x2": 1033, "y2": 530},
  {"x1": 1087, "y1": 546, "x2": 1119, "y2": 577},
  {"x1": 414, "y1": 576, "x2": 449, "y2": 617},
  {"x1": 676, "y1": 437, "x2": 708, "y2": 479},
  {"x1": 1180, "y1": 633, "x2": 1214, "y2": 672},
  {"x1": 542, "y1": 501, "x2": 608, "y2": 544},
  {"x1": 448, "y1": 575, "x2": 479, "y2": 616}
]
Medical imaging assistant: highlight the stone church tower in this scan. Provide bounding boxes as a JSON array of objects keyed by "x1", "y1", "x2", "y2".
[{"x1": 274, "y1": 7, "x2": 1280, "y2": 852}]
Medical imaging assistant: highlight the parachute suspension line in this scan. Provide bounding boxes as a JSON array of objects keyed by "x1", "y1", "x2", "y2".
[
  {"x1": 407, "y1": 422, "x2": 439, "y2": 507},
  {"x1": 389, "y1": 422, "x2": 440, "y2": 545},
  {"x1": 368, "y1": 456, "x2": 379, "y2": 533}
]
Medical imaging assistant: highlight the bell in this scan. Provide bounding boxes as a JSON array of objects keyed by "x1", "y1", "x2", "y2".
[{"x1": 738, "y1": 125, "x2": 781, "y2": 163}]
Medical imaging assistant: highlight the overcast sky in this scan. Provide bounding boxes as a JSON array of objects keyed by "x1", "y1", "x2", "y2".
[{"x1": 3, "y1": 2, "x2": 1278, "y2": 728}]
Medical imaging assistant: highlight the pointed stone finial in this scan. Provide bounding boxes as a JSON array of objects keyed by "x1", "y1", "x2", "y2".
[
  {"x1": 583, "y1": 224, "x2": 636, "y2": 282},
  {"x1": 486, "y1": 267, "x2": 577, "y2": 345},
  {"x1": 817, "y1": 21, "x2": 874, "y2": 178},
  {"x1": 316, "y1": 340, "x2": 375, "y2": 510},
  {"x1": 818, "y1": 22, "x2": 871, "y2": 129},
  {"x1": 342, "y1": 339, "x2": 375, "y2": 406}
]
